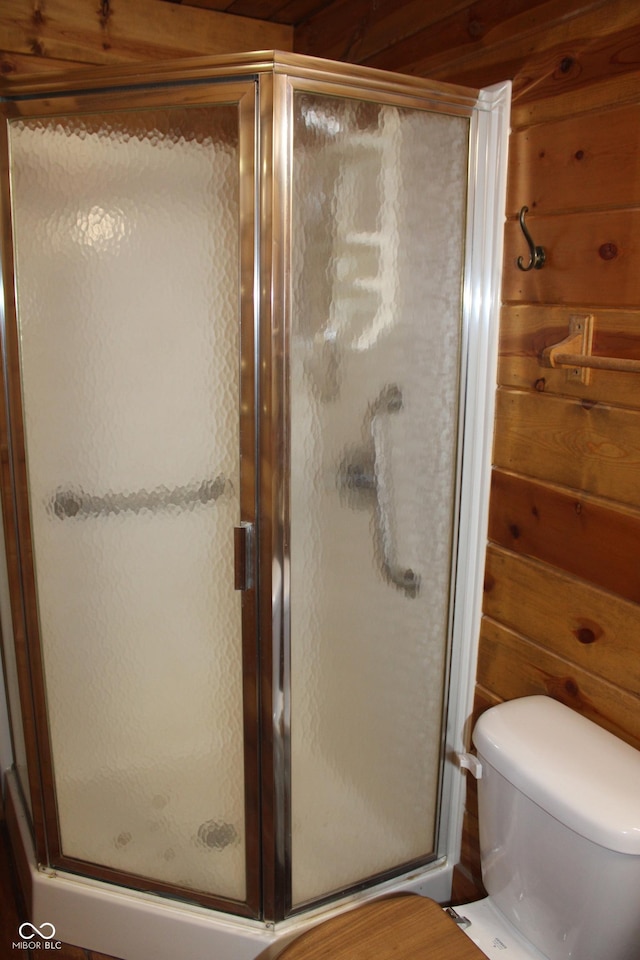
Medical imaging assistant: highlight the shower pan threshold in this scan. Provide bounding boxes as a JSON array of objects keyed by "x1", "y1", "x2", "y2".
[{"x1": 5, "y1": 771, "x2": 453, "y2": 960}]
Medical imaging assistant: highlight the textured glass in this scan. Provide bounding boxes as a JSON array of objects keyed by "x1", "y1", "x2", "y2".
[
  {"x1": 0, "y1": 511, "x2": 31, "y2": 813},
  {"x1": 290, "y1": 93, "x2": 469, "y2": 904},
  {"x1": 9, "y1": 106, "x2": 246, "y2": 900}
]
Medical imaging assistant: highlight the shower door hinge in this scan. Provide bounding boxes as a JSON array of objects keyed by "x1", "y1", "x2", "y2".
[{"x1": 234, "y1": 522, "x2": 255, "y2": 591}]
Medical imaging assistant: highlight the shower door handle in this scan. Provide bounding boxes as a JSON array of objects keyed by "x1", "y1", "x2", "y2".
[{"x1": 234, "y1": 521, "x2": 255, "y2": 591}]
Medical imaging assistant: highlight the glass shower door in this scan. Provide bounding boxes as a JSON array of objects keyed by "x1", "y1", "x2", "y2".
[
  {"x1": 289, "y1": 90, "x2": 469, "y2": 906},
  {"x1": 6, "y1": 86, "x2": 259, "y2": 912}
]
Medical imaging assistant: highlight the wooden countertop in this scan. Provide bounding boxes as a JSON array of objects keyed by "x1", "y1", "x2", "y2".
[{"x1": 269, "y1": 895, "x2": 486, "y2": 960}]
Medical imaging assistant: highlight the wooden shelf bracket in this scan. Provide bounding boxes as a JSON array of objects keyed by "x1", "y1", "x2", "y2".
[{"x1": 541, "y1": 314, "x2": 594, "y2": 384}]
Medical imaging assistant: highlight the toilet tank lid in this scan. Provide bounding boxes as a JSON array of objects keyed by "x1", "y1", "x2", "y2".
[{"x1": 472, "y1": 696, "x2": 640, "y2": 855}]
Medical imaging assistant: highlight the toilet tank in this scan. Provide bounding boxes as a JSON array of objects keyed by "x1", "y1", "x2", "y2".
[{"x1": 472, "y1": 696, "x2": 640, "y2": 960}]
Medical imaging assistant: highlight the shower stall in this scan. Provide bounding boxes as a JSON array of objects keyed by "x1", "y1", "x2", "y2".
[{"x1": 0, "y1": 52, "x2": 509, "y2": 958}]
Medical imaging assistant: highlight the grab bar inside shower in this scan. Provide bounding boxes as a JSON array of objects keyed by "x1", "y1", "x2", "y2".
[
  {"x1": 49, "y1": 475, "x2": 228, "y2": 519},
  {"x1": 339, "y1": 385, "x2": 420, "y2": 598},
  {"x1": 370, "y1": 385, "x2": 420, "y2": 598}
]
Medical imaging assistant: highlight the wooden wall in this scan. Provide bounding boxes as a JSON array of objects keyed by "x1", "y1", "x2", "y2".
[
  {"x1": 1, "y1": 0, "x2": 640, "y2": 897},
  {"x1": 0, "y1": 0, "x2": 292, "y2": 75}
]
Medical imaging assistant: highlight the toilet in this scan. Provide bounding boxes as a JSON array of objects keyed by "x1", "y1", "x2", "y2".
[
  {"x1": 451, "y1": 695, "x2": 640, "y2": 959},
  {"x1": 269, "y1": 696, "x2": 640, "y2": 960}
]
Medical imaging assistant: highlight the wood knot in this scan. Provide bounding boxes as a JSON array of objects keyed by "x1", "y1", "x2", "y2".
[
  {"x1": 554, "y1": 55, "x2": 581, "y2": 82},
  {"x1": 546, "y1": 676, "x2": 582, "y2": 704},
  {"x1": 599, "y1": 242, "x2": 618, "y2": 261},
  {"x1": 564, "y1": 678, "x2": 579, "y2": 698},
  {"x1": 573, "y1": 620, "x2": 602, "y2": 645}
]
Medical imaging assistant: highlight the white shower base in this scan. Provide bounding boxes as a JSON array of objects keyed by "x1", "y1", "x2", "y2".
[{"x1": 6, "y1": 770, "x2": 453, "y2": 960}]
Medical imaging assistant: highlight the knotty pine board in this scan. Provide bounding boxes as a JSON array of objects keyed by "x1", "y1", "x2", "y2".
[
  {"x1": 493, "y1": 387, "x2": 640, "y2": 506},
  {"x1": 488, "y1": 468, "x2": 640, "y2": 605},
  {"x1": 498, "y1": 304, "x2": 640, "y2": 408},
  {"x1": 484, "y1": 544, "x2": 640, "y2": 693},
  {"x1": 477, "y1": 616, "x2": 640, "y2": 749},
  {"x1": 0, "y1": 0, "x2": 292, "y2": 68}
]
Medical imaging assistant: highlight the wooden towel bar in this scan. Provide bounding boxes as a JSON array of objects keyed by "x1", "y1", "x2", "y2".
[{"x1": 541, "y1": 314, "x2": 640, "y2": 383}]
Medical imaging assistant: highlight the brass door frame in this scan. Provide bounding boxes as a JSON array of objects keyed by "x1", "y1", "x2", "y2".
[
  {"x1": 0, "y1": 74, "x2": 263, "y2": 920},
  {"x1": 264, "y1": 67, "x2": 480, "y2": 921}
]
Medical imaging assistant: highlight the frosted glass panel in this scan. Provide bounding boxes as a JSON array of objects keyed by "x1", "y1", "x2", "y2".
[
  {"x1": 290, "y1": 93, "x2": 469, "y2": 904},
  {"x1": 9, "y1": 105, "x2": 246, "y2": 900},
  {"x1": 0, "y1": 507, "x2": 31, "y2": 812}
]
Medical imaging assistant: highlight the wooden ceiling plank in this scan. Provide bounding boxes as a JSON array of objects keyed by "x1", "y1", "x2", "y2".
[
  {"x1": 223, "y1": 0, "x2": 292, "y2": 19},
  {"x1": 371, "y1": 0, "x2": 637, "y2": 85},
  {"x1": 182, "y1": 0, "x2": 329, "y2": 25},
  {"x1": 357, "y1": 0, "x2": 612, "y2": 75},
  {"x1": 292, "y1": 0, "x2": 382, "y2": 61},
  {"x1": 171, "y1": 1, "x2": 237, "y2": 13},
  {"x1": 294, "y1": 0, "x2": 474, "y2": 63},
  {"x1": 267, "y1": 0, "x2": 334, "y2": 27},
  {"x1": 436, "y1": 24, "x2": 640, "y2": 106},
  {"x1": 342, "y1": 0, "x2": 474, "y2": 63}
]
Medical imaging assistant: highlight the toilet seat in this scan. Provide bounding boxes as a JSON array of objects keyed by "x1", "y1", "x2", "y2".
[{"x1": 266, "y1": 894, "x2": 488, "y2": 959}]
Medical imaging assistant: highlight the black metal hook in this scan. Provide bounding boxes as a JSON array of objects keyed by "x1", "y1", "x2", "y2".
[{"x1": 517, "y1": 206, "x2": 546, "y2": 271}]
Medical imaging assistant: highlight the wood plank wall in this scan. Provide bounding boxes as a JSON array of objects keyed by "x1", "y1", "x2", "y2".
[
  {"x1": 473, "y1": 8, "x2": 640, "y2": 892},
  {"x1": 0, "y1": 0, "x2": 292, "y2": 75},
  {"x1": 1, "y1": 0, "x2": 639, "y2": 897}
]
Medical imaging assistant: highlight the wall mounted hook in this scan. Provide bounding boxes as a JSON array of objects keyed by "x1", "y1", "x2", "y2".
[{"x1": 517, "y1": 206, "x2": 546, "y2": 271}]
